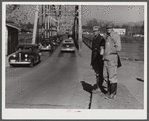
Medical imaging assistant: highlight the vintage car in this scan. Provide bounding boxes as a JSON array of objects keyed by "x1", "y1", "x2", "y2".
[
  {"x1": 51, "y1": 39, "x2": 58, "y2": 46},
  {"x1": 39, "y1": 38, "x2": 53, "y2": 51},
  {"x1": 61, "y1": 38, "x2": 75, "y2": 52},
  {"x1": 9, "y1": 43, "x2": 41, "y2": 67}
]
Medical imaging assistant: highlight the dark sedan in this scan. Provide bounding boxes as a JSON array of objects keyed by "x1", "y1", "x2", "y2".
[
  {"x1": 9, "y1": 43, "x2": 41, "y2": 67},
  {"x1": 39, "y1": 41, "x2": 53, "y2": 51}
]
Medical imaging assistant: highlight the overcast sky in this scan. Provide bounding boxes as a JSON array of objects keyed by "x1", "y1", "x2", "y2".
[
  {"x1": 14, "y1": 5, "x2": 144, "y2": 25},
  {"x1": 82, "y1": 5, "x2": 144, "y2": 25}
]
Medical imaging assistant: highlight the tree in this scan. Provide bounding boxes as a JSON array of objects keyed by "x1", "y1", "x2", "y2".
[
  {"x1": 140, "y1": 21, "x2": 144, "y2": 35},
  {"x1": 99, "y1": 20, "x2": 106, "y2": 27},
  {"x1": 86, "y1": 18, "x2": 99, "y2": 30},
  {"x1": 6, "y1": 5, "x2": 20, "y2": 15},
  {"x1": 6, "y1": 5, "x2": 27, "y2": 25},
  {"x1": 27, "y1": 22, "x2": 33, "y2": 30},
  {"x1": 86, "y1": 18, "x2": 115, "y2": 31}
]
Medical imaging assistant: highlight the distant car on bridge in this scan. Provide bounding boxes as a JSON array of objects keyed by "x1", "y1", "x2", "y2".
[
  {"x1": 61, "y1": 38, "x2": 75, "y2": 52},
  {"x1": 9, "y1": 43, "x2": 41, "y2": 68},
  {"x1": 39, "y1": 38, "x2": 53, "y2": 51}
]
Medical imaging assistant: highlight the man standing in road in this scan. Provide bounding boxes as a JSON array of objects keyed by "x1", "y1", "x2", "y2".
[
  {"x1": 103, "y1": 23, "x2": 121, "y2": 99},
  {"x1": 91, "y1": 26, "x2": 105, "y2": 93}
]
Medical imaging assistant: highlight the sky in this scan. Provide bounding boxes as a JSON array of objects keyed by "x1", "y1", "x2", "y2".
[
  {"x1": 9, "y1": 5, "x2": 144, "y2": 26},
  {"x1": 82, "y1": 5, "x2": 144, "y2": 25}
]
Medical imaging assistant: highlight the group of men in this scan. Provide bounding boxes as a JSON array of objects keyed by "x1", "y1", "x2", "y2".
[{"x1": 91, "y1": 24, "x2": 121, "y2": 99}]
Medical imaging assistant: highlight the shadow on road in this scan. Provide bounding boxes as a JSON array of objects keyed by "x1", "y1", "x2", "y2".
[
  {"x1": 79, "y1": 81, "x2": 94, "y2": 109},
  {"x1": 80, "y1": 81, "x2": 94, "y2": 93},
  {"x1": 79, "y1": 81, "x2": 107, "y2": 109},
  {"x1": 80, "y1": 81, "x2": 107, "y2": 94}
]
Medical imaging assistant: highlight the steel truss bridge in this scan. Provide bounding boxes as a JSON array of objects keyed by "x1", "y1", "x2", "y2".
[{"x1": 33, "y1": 5, "x2": 82, "y2": 50}]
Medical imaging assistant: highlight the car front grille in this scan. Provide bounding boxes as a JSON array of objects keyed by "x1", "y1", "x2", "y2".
[
  {"x1": 19, "y1": 53, "x2": 21, "y2": 62},
  {"x1": 63, "y1": 44, "x2": 73, "y2": 47}
]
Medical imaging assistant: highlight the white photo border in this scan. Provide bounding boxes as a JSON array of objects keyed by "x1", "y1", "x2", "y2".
[{"x1": 2, "y1": 1, "x2": 147, "y2": 119}]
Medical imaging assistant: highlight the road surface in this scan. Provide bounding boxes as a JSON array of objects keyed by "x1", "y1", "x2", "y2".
[{"x1": 6, "y1": 44, "x2": 91, "y2": 109}]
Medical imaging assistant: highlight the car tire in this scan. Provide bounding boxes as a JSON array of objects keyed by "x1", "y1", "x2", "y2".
[
  {"x1": 38, "y1": 56, "x2": 41, "y2": 63},
  {"x1": 30, "y1": 62, "x2": 34, "y2": 68},
  {"x1": 30, "y1": 59, "x2": 34, "y2": 68}
]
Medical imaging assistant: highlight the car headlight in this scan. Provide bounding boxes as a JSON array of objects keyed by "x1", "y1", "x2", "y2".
[
  {"x1": 13, "y1": 54, "x2": 16, "y2": 57},
  {"x1": 25, "y1": 54, "x2": 28, "y2": 57}
]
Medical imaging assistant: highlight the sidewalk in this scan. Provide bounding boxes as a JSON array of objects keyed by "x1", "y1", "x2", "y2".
[{"x1": 79, "y1": 42, "x2": 144, "y2": 109}]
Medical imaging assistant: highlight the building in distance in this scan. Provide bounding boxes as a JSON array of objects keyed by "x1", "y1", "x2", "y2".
[{"x1": 113, "y1": 28, "x2": 126, "y2": 35}]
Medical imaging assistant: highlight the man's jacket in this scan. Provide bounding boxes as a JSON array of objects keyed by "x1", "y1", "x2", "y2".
[
  {"x1": 91, "y1": 33, "x2": 105, "y2": 73},
  {"x1": 104, "y1": 31, "x2": 122, "y2": 68}
]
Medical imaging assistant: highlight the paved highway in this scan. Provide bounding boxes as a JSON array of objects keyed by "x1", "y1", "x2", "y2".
[{"x1": 6, "y1": 43, "x2": 91, "y2": 109}]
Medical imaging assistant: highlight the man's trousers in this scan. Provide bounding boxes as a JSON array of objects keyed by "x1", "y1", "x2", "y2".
[{"x1": 103, "y1": 54, "x2": 118, "y2": 84}]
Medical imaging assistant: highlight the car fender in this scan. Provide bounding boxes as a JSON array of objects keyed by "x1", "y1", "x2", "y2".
[
  {"x1": 28, "y1": 55, "x2": 34, "y2": 62},
  {"x1": 8, "y1": 56, "x2": 16, "y2": 62}
]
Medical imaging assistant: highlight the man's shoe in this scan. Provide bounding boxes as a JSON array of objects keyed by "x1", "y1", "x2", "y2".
[
  {"x1": 104, "y1": 83, "x2": 117, "y2": 99},
  {"x1": 110, "y1": 83, "x2": 117, "y2": 99},
  {"x1": 103, "y1": 81, "x2": 111, "y2": 99},
  {"x1": 104, "y1": 93, "x2": 111, "y2": 99}
]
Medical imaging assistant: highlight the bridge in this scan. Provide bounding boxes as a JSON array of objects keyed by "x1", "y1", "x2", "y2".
[{"x1": 32, "y1": 5, "x2": 82, "y2": 50}]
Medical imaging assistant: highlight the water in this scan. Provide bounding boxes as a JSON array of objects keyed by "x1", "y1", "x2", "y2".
[{"x1": 119, "y1": 41, "x2": 144, "y2": 61}]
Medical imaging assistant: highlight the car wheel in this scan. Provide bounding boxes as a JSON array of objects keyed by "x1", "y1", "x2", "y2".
[
  {"x1": 38, "y1": 56, "x2": 41, "y2": 63},
  {"x1": 30, "y1": 59, "x2": 34, "y2": 68}
]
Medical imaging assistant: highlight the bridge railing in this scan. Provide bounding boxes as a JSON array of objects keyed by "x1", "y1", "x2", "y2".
[{"x1": 82, "y1": 35, "x2": 92, "y2": 50}]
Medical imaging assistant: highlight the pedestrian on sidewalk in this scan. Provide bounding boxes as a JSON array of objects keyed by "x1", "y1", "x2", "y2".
[
  {"x1": 91, "y1": 26, "x2": 106, "y2": 94},
  {"x1": 103, "y1": 23, "x2": 121, "y2": 99}
]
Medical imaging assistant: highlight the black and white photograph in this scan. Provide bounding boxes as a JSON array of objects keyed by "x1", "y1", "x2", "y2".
[{"x1": 2, "y1": 1, "x2": 147, "y2": 119}]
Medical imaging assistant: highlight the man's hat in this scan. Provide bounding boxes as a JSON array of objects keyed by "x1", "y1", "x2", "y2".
[
  {"x1": 93, "y1": 26, "x2": 100, "y2": 31},
  {"x1": 106, "y1": 23, "x2": 114, "y2": 29}
]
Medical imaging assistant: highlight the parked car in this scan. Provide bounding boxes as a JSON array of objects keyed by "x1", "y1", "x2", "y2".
[
  {"x1": 39, "y1": 38, "x2": 53, "y2": 51},
  {"x1": 56, "y1": 38, "x2": 61, "y2": 44},
  {"x1": 47, "y1": 36, "x2": 58, "y2": 46},
  {"x1": 61, "y1": 38, "x2": 75, "y2": 52},
  {"x1": 51, "y1": 39, "x2": 58, "y2": 46},
  {"x1": 9, "y1": 43, "x2": 41, "y2": 67}
]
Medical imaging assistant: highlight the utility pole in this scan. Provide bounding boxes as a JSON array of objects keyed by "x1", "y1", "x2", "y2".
[
  {"x1": 48, "y1": 5, "x2": 50, "y2": 38},
  {"x1": 78, "y1": 5, "x2": 82, "y2": 51},
  {"x1": 50, "y1": 5, "x2": 52, "y2": 36},
  {"x1": 32, "y1": 5, "x2": 39, "y2": 44},
  {"x1": 45, "y1": 5, "x2": 47, "y2": 38},
  {"x1": 42, "y1": 5, "x2": 44, "y2": 39},
  {"x1": 57, "y1": 5, "x2": 61, "y2": 35},
  {"x1": 37, "y1": 9, "x2": 39, "y2": 44}
]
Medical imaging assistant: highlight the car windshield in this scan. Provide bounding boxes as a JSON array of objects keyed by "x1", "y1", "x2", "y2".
[{"x1": 41, "y1": 41, "x2": 50, "y2": 44}]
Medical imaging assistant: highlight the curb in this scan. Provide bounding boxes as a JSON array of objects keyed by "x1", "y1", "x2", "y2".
[{"x1": 90, "y1": 93, "x2": 99, "y2": 109}]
